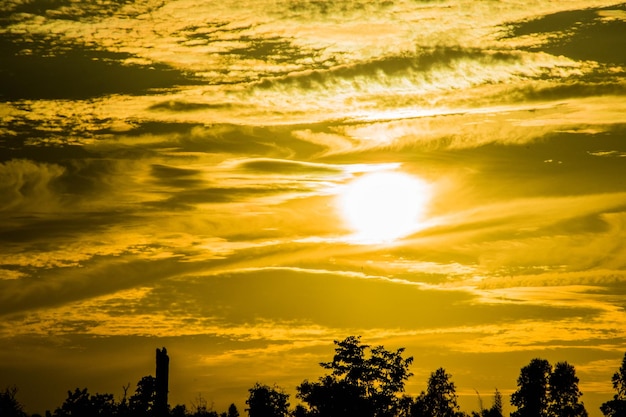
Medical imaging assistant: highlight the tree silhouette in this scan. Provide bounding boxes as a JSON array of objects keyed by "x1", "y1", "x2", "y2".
[
  {"x1": 171, "y1": 404, "x2": 188, "y2": 417},
  {"x1": 53, "y1": 388, "x2": 90, "y2": 417},
  {"x1": 472, "y1": 389, "x2": 503, "y2": 417},
  {"x1": 601, "y1": 352, "x2": 626, "y2": 417},
  {"x1": 2, "y1": 342, "x2": 614, "y2": 417},
  {"x1": 411, "y1": 368, "x2": 462, "y2": 417},
  {"x1": 53, "y1": 388, "x2": 117, "y2": 417},
  {"x1": 0, "y1": 386, "x2": 28, "y2": 417},
  {"x1": 511, "y1": 359, "x2": 588, "y2": 417},
  {"x1": 226, "y1": 403, "x2": 239, "y2": 417},
  {"x1": 116, "y1": 383, "x2": 131, "y2": 417},
  {"x1": 511, "y1": 358, "x2": 551, "y2": 417},
  {"x1": 296, "y1": 335, "x2": 413, "y2": 417},
  {"x1": 488, "y1": 389, "x2": 503, "y2": 417},
  {"x1": 245, "y1": 383, "x2": 289, "y2": 417},
  {"x1": 129, "y1": 376, "x2": 158, "y2": 417},
  {"x1": 397, "y1": 395, "x2": 414, "y2": 417},
  {"x1": 298, "y1": 375, "x2": 369, "y2": 417},
  {"x1": 548, "y1": 362, "x2": 587, "y2": 417}
]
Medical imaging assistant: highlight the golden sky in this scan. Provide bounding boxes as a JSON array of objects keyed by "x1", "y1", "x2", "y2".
[{"x1": 1, "y1": 0, "x2": 626, "y2": 415}]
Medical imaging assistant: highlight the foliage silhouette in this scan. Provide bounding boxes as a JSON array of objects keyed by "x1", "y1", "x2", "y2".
[
  {"x1": 4, "y1": 341, "x2": 626, "y2": 417},
  {"x1": 511, "y1": 358, "x2": 588, "y2": 417},
  {"x1": 548, "y1": 362, "x2": 587, "y2": 417},
  {"x1": 471, "y1": 389, "x2": 503, "y2": 417},
  {"x1": 171, "y1": 404, "x2": 188, "y2": 417},
  {"x1": 0, "y1": 386, "x2": 28, "y2": 417},
  {"x1": 296, "y1": 335, "x2": 413, "y2": 417},
  {"x1": 130, "y1": 376, "x2": 159, "y2": 417},
  {"x1": 52, "y1": 388, "x2": 117, "y2": 417},
  {"x1": 511, "y1": 358, "x2": 552, "y2": 417},
  {"x1": 601, "y1": 352, "x2": 626, "y2": 417},
  {"x1": 489, "y1": 389, "x2": 503, "y2": 417},
  {"x1": 226, "y1": 403, "x2": 240, "y2": 417},
  {"x1": 411, "y1": 368, "x2": 463, "y2": 417},
  {"x1": 245, "y1": 383, "x2": 289, "y2": 417}
]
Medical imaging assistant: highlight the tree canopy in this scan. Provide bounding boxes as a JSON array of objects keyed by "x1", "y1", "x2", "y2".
[
  {"x1": 548, "y1": 362, "x2": 587, "y2": 417},
  {"x1": 411, "y1": 368, "x2": 463, "y2": 417},
  {"x1": 510, "y1": 358, "x2": 587, "y2": 417},
  {"x1": 245, "y1": 383, "x2": 289, "y2": 417},
  {"x1": 511, "y1": 358, "x2": 552, "y2": 417},
  {"x1": 296, "y1": 335, "x2": 413, "y2": 417}
]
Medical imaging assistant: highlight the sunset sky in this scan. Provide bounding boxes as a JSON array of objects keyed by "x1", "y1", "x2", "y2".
[{"x1": 1, "y1": 1, "x2": 626, "y2": 415}]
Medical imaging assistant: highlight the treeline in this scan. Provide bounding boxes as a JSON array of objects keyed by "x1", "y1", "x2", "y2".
[
  {"x1": 0, "y1": 377, "x2": 239, "y2": 417},
  {"x1": 2, "y1": 336, "x2": 626, "y2": 417}
]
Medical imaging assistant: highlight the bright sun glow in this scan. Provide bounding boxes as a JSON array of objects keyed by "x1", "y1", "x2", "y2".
[{"x1": 340, "y1": 171, "x2": 431, "y2": 243}]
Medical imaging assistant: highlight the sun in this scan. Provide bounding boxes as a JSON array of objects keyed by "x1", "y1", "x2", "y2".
[{"x1": 339, "y1": 171, "x2": 431, "y2": 243}]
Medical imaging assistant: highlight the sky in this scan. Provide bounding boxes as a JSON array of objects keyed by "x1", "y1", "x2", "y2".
[{"x1": 1, "y1": 0, "x2": 626, "y2": 415}]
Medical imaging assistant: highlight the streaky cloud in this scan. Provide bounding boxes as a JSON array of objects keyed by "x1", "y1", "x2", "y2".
[
  {"x1": 236, "y1": 158, "x2": 344, "y2": 175},
  {"x1": 0, "y1": 255, "x2": 202, "y2": 317},
  {"x1": 148, "y1": 100, "x2": 233, "y2": 112}
]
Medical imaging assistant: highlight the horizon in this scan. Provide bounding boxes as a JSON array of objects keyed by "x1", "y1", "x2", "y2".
[{"x1": 1, "y1": 1, "x2": 626, "y2": 416}]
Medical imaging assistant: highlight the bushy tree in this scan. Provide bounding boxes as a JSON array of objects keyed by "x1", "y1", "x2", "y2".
[
  {"x1": 511, "y1": 358, "x2": 552, "y2": 417},
  {"x1": 411, "y1": 368, "x2": 462, "y2": 417},
  {"x1": 548, "y1": 362, "x2": 587, "y2": 417},
  {"x1": 246, "y1": 383, "x2": 289, "y2": 417},
  {"x1": 601, "y1": 352, "x2": 626, "y2": 417},
  {"x1": 296, "y1": 335, "x2": 413, "y2": 417}
]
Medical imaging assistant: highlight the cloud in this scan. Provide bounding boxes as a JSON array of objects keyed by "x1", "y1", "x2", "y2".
[
  {"x1": 471, "y1": 212, "x2": 626, "y2": 272},
  {"x1": 0, "y1": 255, "x2": 201, "y2": 317},
  {"x1": 148, "y1": 164, "x2": 209, "y2": 189},
  {"x1": 588, "y1": 150, "x2": 626, "y2": 158},
  {"x1": 0, "y1": 159, "x2": 65, "y2": 212},
  {"x1": 0, "y1": 269, "x2": 25, "y2": 281},
  {"x1": 416, "y1": 191, "x2": 626, "y2": 245},
  {"x1": 236, "y1": 158, "x2": 343, "y2": 175},
  {"x1": 505, "y1": 4, "x2": 626, "y2": 65},
  {"x1": 148, "y1": 101, "x2": 233, "y2": 112},
  {"x1": 0, "y1": 265, "x2": 603, "y2": 339},
  {"x1": 247, "y1": 47, "x2": 580, "y2": 111},
  {"x1": 143, "y1": 159, "x2": 345, "y2": 211},
  {"x1": 0, "y1": 32, "x2": 199, "y2": 101},
  {"x1": 145, "y1": 185, "x2": 310, "y2": 209}
]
